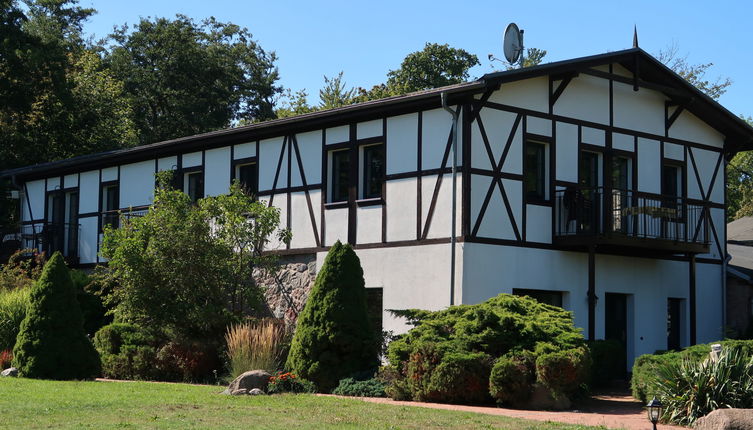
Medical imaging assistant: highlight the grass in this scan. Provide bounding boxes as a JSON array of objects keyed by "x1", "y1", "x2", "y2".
[{"x1": 0, "y1": 378, "x2": 608, "y2": 429}]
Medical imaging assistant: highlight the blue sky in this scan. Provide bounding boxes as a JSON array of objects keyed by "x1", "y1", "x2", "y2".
[{"x1": 79, "y1": 0, "x2": 751, "y2": 118}]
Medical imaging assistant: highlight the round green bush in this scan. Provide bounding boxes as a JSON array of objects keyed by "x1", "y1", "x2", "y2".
[
  {"x1": 93, "y1": 323, "x2": 159, "y2": 380},
  {"x1": 285, "y1": 241, "x2": 379, "y2": 392},
  {"x1": 535, "y1": 347, "x2": 590, "y2": 397},
  {"x1": 425, "y1": 351, "x2": 492, "y2": 404},
  {"x1": 587, "y1": 339, "x2": 626, "y2": 387},
  {"x1": 13, "y1": 252, "x2": 101, "y2": 379},
  {"x1": 489, "y1": 352, "x2": 536, "y2": 407}
]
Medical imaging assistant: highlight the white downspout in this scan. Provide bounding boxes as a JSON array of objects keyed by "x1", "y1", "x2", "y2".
[{"x1": 441, "y1": 92, "x2": 458, "y2": 306}]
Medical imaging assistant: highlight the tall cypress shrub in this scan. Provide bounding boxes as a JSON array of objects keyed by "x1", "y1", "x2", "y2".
[
  {"x1": 286, "y1": 241, "x2": 378, "y2": 392},
  {"x1": 13, "y1": 252, "x2": 101, "y2": 379}
]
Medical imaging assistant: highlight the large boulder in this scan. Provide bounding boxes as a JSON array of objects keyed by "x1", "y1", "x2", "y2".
[
  {"x1": 223, "y1": 370, "x2": 271, "y2": 394},
  {"x1": 694, "y1": 409, "x2": 753, "y2": 430}
]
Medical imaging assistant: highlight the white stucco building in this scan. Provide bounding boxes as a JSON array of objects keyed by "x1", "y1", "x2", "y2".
[{"x1": 4, "y1": 48, "x2": 752, "y2": 368}]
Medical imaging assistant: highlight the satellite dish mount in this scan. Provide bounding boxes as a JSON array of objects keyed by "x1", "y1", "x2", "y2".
[{"x1": 503, "y1": 23, "x2": 525, "y2": 66}]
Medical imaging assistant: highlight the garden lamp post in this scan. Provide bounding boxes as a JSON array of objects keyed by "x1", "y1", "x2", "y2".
[{"x1": 646, "y1": 396, "x2": 663, "y2": 430}]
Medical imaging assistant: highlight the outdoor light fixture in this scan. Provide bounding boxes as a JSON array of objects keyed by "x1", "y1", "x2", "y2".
[{"x1": 646, "y1": 396, "x2": 663, "y2": 430}]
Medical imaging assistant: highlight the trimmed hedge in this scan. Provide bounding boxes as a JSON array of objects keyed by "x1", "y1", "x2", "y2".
[
  {"x1": 587, "y1": 339, "x2": 626, "y2": 387},
  {"x1": 385, "y1": 294, "x2": 587, "y2": 406},
  {"x1": 631, "y1": 339, "x2": 753, "y2": 402},
  {"x1": 333, "y1": 377, "x2": 386, "y2": 397}
]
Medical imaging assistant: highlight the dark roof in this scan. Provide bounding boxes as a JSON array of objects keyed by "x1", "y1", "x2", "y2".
[{"x1": 4, "y1": 48, "x2": 753, "y2": 181}]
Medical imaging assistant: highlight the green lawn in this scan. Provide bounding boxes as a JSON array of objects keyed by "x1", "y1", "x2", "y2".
[{"x1": 0, "y1": 378, "x2": 607, "y2": 429}]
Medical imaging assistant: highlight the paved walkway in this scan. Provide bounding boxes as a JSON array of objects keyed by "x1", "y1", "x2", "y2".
[{"x1": 326, "y1": 391, "x2": 683, "y2": 430}]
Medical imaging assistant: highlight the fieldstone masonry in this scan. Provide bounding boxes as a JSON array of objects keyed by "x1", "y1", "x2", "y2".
[{"x1": 254, "y1": 254, "x2": 317, "y2": 325}]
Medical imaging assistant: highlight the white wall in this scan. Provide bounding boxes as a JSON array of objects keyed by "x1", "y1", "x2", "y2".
[
  {"x1": 204, "y1": 147, "x2": 230, "y2": 196},
  {"x1": 613, "y1": 82, "x2": 666, "y2": 136},
  {"x1": 489, "y1": 77, "x2": 548, "y2": 113},
  {"x1": 386, "y1": 113, "x2": 418, "y2": 175},
  {"x1": 119, "y1": 160, "x2": 155, "y2": 208},
  {"x1": 78, "y1": 217, "x2": 98, "y2": 264},
  {"x1": 670, "y1": 110, "x2": 725, "y2": 148},
  {"x1": 462, "y1": 243, "x2": 720, "y2": 368},
  {"x1": 325, "y1": 243, "x2": 463, "y2": 334},
  {"x1": 554, "y1": 74, "x2": 610, "y2": 126},
  {"x1": 78, "y1": 171, "x2": 100, "y2": 214},
  {"x1": 24, "y1": 179, "x2": 45, "y2": 221},
  {"x1": 259, "y1": 137, "x2": 286, "y2": 191},
  {"x1": 292, "y1": 130, "x2": 322, "y2": 186},
  {"x1": 386, "y1": 178, "x2": 417, "y2": 242}
]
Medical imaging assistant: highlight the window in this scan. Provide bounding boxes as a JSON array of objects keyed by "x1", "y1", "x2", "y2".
[
  {"x1": 524, "y1": 141, "x2": 547, "y2": 200},
  {"x1": 327, "y1": 142, "x2": 385, "y2": 204},
  {"x1": 329, "y1": 149, "x2": 350, "y2": 203},
  {"x1": 235, "y1": 162, "x2": 258, "y2": 197},
  {"x1": 185, "y1": 171, "x2": 204, "y2": 202},
  {"x1": 361, "y1": 143, "x2": 384, "y2": 199},
  {"x1": 513, "y1": 288, "x2": 563, "y2": 308},
  {"x1": 101, "y1": 184, "x2": 119, "y2": 229}
]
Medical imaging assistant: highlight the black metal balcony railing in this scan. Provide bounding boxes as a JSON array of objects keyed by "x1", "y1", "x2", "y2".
[
  {"x1": 100, "y1": 207, "x2": 149, "y2": 231},
  {"x1": 19, "y1": 222, "x2": 80, "y2": 261},
  {"x1": 554, "y1": 187, "x2": 709, "y2": 253}
]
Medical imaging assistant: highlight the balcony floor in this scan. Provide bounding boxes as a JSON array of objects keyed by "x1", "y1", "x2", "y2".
[{"x1": 554, "y1": 233, "x2": 710, "y2": 256}]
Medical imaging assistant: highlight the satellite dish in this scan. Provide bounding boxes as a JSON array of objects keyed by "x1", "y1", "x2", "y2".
[{"x1": 503, "y1": 23, "x2": 524, "y2": 64}]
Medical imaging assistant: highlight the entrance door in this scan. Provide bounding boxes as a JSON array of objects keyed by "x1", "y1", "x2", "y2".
[
  {"x1": 605, "y1": 293, "x2": 628, "y2": 345},
  {"x1": 605, "y1": 293, "x2": 628, "y2": 375},
  {"x1": 667, "y1": 298, "x2": 683, "y2": 351}
]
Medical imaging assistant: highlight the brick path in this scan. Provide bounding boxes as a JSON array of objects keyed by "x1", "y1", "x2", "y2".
[{"x1": 327, "y1": 392, "x2": 684, "y2": 430}]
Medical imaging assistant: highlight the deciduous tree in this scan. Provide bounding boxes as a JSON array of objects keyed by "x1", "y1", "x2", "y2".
[{"x1": 106, "y1": 15, "x2": 282, "y2": 145}]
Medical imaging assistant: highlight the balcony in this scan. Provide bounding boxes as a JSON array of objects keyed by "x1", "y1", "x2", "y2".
[
  {"x1": 18, "y1": 222, "x2": 80, "y2": 263},
  {"x1": 554, "y1": 187, "x2": 709, "y2": 255}
]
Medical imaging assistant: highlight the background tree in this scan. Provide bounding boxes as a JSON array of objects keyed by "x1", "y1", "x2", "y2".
[
  {"x1": 504, "y1": 47, "x2": 548, "y2": 70},
  {"x1": 13, "y1": 252, "x2": 101, "y2": 379},
  {"x1": 319, "y1": 72, "x2": 356, "y2": 109},
  {"x1": 657, "y1": 43, "x2": 732, "y2": 101},
  {"x1": 384, "y1": 42, "x2": 479, "y2": 94},
  {"x1": 106, "y1": 15, "x2": 282, "y2": 145},
  {"x1": 286, "y1": 241, "x2": 378, "y2": 392}
]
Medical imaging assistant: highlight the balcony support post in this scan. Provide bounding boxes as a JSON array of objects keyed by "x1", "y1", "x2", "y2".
[
  {"x1": 688, "y1": 252, "x2": 697, "y2": 345},
  {"x1": 588, "y1": 245, "x2": 597, "y2": 341}
]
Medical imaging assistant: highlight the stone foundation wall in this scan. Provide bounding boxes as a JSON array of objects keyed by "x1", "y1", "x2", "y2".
[{"x1": 255, "y1": 254, "x2": 317, "y2": 325}]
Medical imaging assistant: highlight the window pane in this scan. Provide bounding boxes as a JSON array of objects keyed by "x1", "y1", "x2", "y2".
[
  {"x1": 331, "y1": 150, "x2": 350, "y2": 202},
  {"x1": 611, "y1": 157, "x2": 629, "y2": 190},
  {"x1": 238, "y1": 163, "x2": 257, "y2": 196},
  {"x1": 105, "y1": 186, "x2": 118, "y2": 211},
  {"x1": 579, "y1": 152, "x2": 599, "y2": 188},
  {"x1": 524, "y1": 142, "x2": 545, "y2": 199},
  {"x1": 186, "y1": 172, "x2": 203, "y2": 202},
  {"x1": 662, "y1": 165, "x2": 680, "y2": 197},
  {"x1": 363, "y1": 144, "x2": 384, "y2": 199}
]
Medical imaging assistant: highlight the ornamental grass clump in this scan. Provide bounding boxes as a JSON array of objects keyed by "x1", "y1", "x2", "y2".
[
  {"x1": 225, "y1": 318, "x2": 286, "y2": 378},
  {"x1": 652, "y1": 348, "x2": 753, "y2": 426},
  {"x1": 0, "y1": 287, "x2": 30, "y2": 351}
]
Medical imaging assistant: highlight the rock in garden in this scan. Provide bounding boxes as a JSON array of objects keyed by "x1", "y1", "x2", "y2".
[
  {"x1": 224, "y1": 370, "x2": 271, "y2": 394},
  {"x1": 248, "y1": 388, "x2": 265, "y2": 395},
  {"x1": 1, "y1": 367, "x2": 18, "y2": 377},
  {"x1": 230, "y1": 389, "x2": 248, "y2": 396},
  {"x1": 694, "y1": 409, "x2": 753, "y2": 430}
]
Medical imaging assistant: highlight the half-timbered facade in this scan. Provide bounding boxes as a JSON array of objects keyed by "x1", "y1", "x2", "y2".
[{"x1": 4, "y1": 48, "x2": 752, "y2": 367}]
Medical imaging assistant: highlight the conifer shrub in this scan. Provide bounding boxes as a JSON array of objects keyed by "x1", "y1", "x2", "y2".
[
  {"x1": 587, "y1": 339, "x2": 626, "y2": 387},
  {"x1": 12, "y1": 252, "x2": 101, "y2": 379},
  {"x1": 93, "y1": 323, "x2": 159, "y2": 380},
  {"x1": 385, "y1": 294, "x2": 587, "y2": 407},
  {"x1": 285, "y1": 241, "x2": 379, "y2": 392}
]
